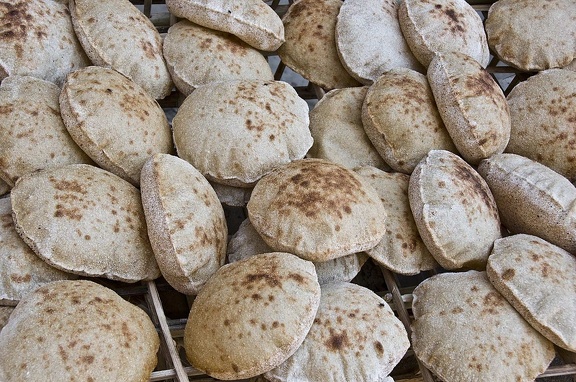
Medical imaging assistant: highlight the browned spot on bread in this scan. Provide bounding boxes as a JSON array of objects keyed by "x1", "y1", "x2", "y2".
[
  {"x1": 374, "y1": 341, "x2": 384, "y2": 356},
  {"x1": 140, "y1": 40, "x2": 156, "y2": 59},
  {"x1": 501, "y1": 268, "x2": 515, "y2": 280},
  {"x1": 251, "y1": 293, "x2": 262, "y2": 300},
  {"x1": 288, "y1": 273, "x2": 305, "y2": 284},
  {"x1": 243, "y1": 273, "x2": 281, "y2": 288},
  {"x1": 231, "y1": 363, "x2": 239, "y2": 373},
  {"x1": 10, "y1": 273, "x2": 31, "y2": 283},
  {"x1": 80, "y1": 355, "x2": 95, "y2": 364},
  {"x1": 325, "y1": 328, "x2": 350, "y2": 351},
  {"x1": 272, "y1": 321, "x2": 280, "y2": 328}
]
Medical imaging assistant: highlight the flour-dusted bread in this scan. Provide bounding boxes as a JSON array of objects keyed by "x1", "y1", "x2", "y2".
[
  {"x1": 362, "y1": 68, "x2": 456, "y2": 173},
  {"x1": 163, "y1": 20, "x2": 273, "y2": 96},
  {"x1": 428, "y1": 51, "x2": 510, "y2": 165},
  {"x1": 478, "y1": 153, "x2": 576, "y2": 254},
  {"x1": 409, "y1": 150, "x2": 501, "y2": 270},
  {"x1": 10, "y1": 164, "x2": 160, "y2": 282},
  {"x1": 70, "y1": 0, "x2": 172, "y2": 99},
  {"x1": 184, "y1": 252, "x2": 321, "y2": 380},
  {"x1": 173, "y1": 80, "x2": 311, "y2": 187},
  {"x1": 0, "y1": 0, "x2": 90, "y2": 86},
  {"x1": 0, "y1": 76, "x2": 93, "y2": 187},
  {"x1": 412, "y1": 271, "x2": 555, "y2": 382},
  {"x1": 141, "y1": 154, "x2": 227, "y2": 295},
  {"x1": 265, "y1": 282, "x2": 409, "y2": 382},
  {"x1": 486, "y1": 0, "x2": 576, "y2": 72},
  {"x1": 60, "y1": 66, "x2": 173, "y2": 186},
  {"x1": 0, "y1": 280, "x2": 159, "y2": 381},
  {"x1": 505, "y1": 69, "x2": 576, "y2": 182},
  {"x1": 165, "y1": 0, "x2": 284, "y2": 51}
]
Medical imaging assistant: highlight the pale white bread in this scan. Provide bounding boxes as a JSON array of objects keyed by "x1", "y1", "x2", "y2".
[
  {"x1": 163, "y1": 20, "x2": 273, "y2": 97},
  {"x1": 0, "y1": 75, "x2": 93, "y2": 187},
  {"x1": 487, "y1": 234, "x2": 576, "y2": 352},
  {"x1": 227, "y1": 219, "x2": 368, "y2": 284},
  {"x1": 0, "y1": 197, "x2": 76, "y2": 306},
  {"x1": 0, "y1": 306, "x2": 13, "y2": 332},
  {"x1": 408, "y1": 150, "x2": 501, "y2": 270},
  {"x1": 362, "y1": 68, "x2": 457, "y2": 173},
  {"x1": 505, "y1": 69, "x2": 576, "y2": 182},
  {"x1": 335, "y1": 0, "x2": 423, "y2": 85},
  {"x1": 277, "y1": 0, "x2": 361, "y2": 90},
  {"x1": 265, "y1": 282, "x2": 409, "y2": 382},
  {"x1": 210, "y1": 181, "x2": 252, "y2": 207},
  {"x1": 0, "y1": 0, "x2": 90, "y2": 87},
  {"x1": 165, "y1": 0, "x2": 284, "y2": 51},
  {"x1": 307, "y1": 86, "x2": 389, "y2": 171},
  {"x1": 485, "y1": 0, "x2": 576, "y2": 72},
  {"x1": 0, "y1": 280, "x2": 159, "y2": 381},
  {"x1": 427, "y1": 51, "x2": 510, "y2": 165},
  {"x1": 70, "y1": 0, "x2": 173, "y2": 99},
  {"x1": 477, "y1": 153, "x2": 576, "y2": 254},
  {"x1": 565, "y1": 59, "x2": 576, "y2": 71},
  {"x1": 412, "y1": 271, "x2": 555, "y2": 382},
  {"x1": 355, "y1": 166, "x2": 437, "y2": 275},
  {"x1": 398, "y1": 0, "x2": 490, "y2": 68},
  {"x1": 10, "y1": 164, "x2": 160, "y2": 282},
  {"x1": 173, "y1": 80, "x2": 311, "y2": 187},
  {"x1": 140, "y1": 154, "x2": 227, "y2": 295},
  {"x1": 59, "y1": 66, "x2": 173, "y2": 186},
  {"x1": 184, "y1": 252, "x2": 321, "y2": 380},
  {"x1": 247, "y1": 158, "x2": 387, "y2": 262},
  {"x1": 0, "y1": 179, "x2": 8, "y2": 197}
]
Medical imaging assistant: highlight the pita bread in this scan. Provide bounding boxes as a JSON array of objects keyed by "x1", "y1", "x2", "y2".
[
  {"x1": 59, "y1": 66, "x2": 174, "y2": 186},
  {"x1": 277, "y1": 0, "x2": 361, "y2": 90},
  {"x1": 0, "y1": 180, "x2": 8, "y2": 197},
  {"x1": 307, "y1": 86, "x2": 389, "y2": 171},
  {"x1": 485, "y1": 0, "x2": 576, "y2": 72},
  {"x1": 477, "y1": 153, "x2": 576, "y2": 254},
  {"x1": 408, "y1": 150, "x2": 501, "y2": 270},
  {"x1": 0, "y1": 0, "x2": 90, "y2": 87},
  {"x1": 265, "y1": 282, "x2": 409, "y2": 382},
  {"x1": 0, "y1": 75, "x2": 93, "y2": 187},
  {"x1": 0, "y1": 280, "x2": 159, "y2": 381},
  {"x1": 140, "y1": 154, "x2": 227, "y2": 295},
  {"x1": 163, "y1": 20, "x2": 273, "y2": 97},
  {"x1": 173, "y1": 80, "x2": 312, "y2": 187},
  {"x1": 565, "y1": 59, "x2": 576, "y2": 71},
  {"x1": 355, "y1": 166, "x2": 437, "y2": 275},
  {"x1": 210, "y1": 182, "x2": 252, "y2": 207},
  {"x1": 335, "y1": 0, "x2": 423, "y2": 85},
  {"x1": 10, "y1": 164, "x2": 160, "y2": 282},
  {"x1": 247, "y1": 159, "x2": 387, "y2": 262},
  {"x1": 505, "y1": 68, "x2": 576, "y2": 182},
  {"x1": 427, "y1": 51, "x2": 510, "y2": 165},
  {"x1": 70, "y1": 0, "x2": 173, "y2": 99},
  {"x1": 184, "y1": 252, "x2": 321, "y2": 380},
  {"x1": 362, "y1": 68, "x2": 457, "y2": 173},
  {"x1": 165, "y1": 0, "x2": 284, "y2": 51}
]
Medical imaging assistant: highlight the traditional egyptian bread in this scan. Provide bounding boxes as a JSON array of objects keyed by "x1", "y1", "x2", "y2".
[
  {"x1": 0, "y1": 0, "x2": 89, "y2": 87},
  {"x1": 173, "y1": 80, "x2": 311, "y2": 187},
  {"x1": 277, "y1": 0, "x2": 360, "y2": 90},
  {"x1": 70, "y1": 0, "x2": 172, "y2": 99},
  {"x1": 505, "y1": 69, "x2": 576, "y2": 182},
  {"x1": 355, "y1": 166, "x2": 437, "y2": 275},
  {"x1": 140, "y1": 154, "x2": 227, "y2": 295},
  {"x1": 335, "y1": 0, "x2": 423, "y2": 85},
  {"x1": 60, "y1": 66, "x2": 173, "y2": 186},
  {"x1": 209, "y1": 182, "x2": 252, "y2": 207},
  {"x1": 163, "y1": 20, "x2": 273, "y2": 96},
  {"x1": 307, "y1": 86, "x2": 388, "y2": 171},
  {"x1": 412, "y1": 271, "x2": 555, "y2": 382},
  {"x1": 398, "y1": 0, "x2": 489, "y2": 68},
  {"x1": 487, "y1": 234, "x2": 576, "y2": 352},
  {"x1": 184, "y1": 252, "x2": 321, "y2": 380},
  {"x1": 485, "y1": 0, "x2": 576, "y2": 72},
  {"x1": 362, "y1": 68, "x2": 457, "y2": 173},
  {"x1": 0, "y1": 280, "x2": 159, "y2": 381},
  {"x1": 265, "y1": 282, "x2": 409, "y2": 382},
  {"x1": 248, "y1": 159, "x2": 387, "y2": 262},
  {"x1": 408, "y1": 150, "x2": 501, "y2": 270},
  {"x1": 566, "y1": 59, "x2": 576, "y2": 71},
  {"x1": 10, "y1": 164, "x2": 160, "y2": 282},
  {"x1": 478, "y1": 153, "x2": 576, "y2": 254},
  {"x1": 428, "y1": 51, "x2": 510, "y2": 165},
  {"x1": 0, "y1": 76, "x2": 93, "y2": 187},
  {"x1": 165, "y1": 0, "x2": 284, "y2": 51}
]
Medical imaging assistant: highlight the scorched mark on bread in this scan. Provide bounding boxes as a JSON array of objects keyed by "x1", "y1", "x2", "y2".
[{"x1": 432, "y1": 3, "x2": 466, "y2": 34}]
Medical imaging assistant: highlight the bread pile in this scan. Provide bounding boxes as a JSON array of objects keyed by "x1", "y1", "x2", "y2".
[{"x1": 0, "y1": 0, "x2": 575, "y2": 381}]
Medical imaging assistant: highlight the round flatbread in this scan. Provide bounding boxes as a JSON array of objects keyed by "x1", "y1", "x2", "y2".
[
  {"x1": 10, "y1": 164, "x2": 160, "y2": 282},
  {"x1": 210, "y1": 182, "x2": 252, "y2": 207},
  {"x1": 184, "y1": 252, "x2": 321, "y2": 380},
  {"x1": 0, "y1": 280, "x2": 159, "y2": 381}
]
